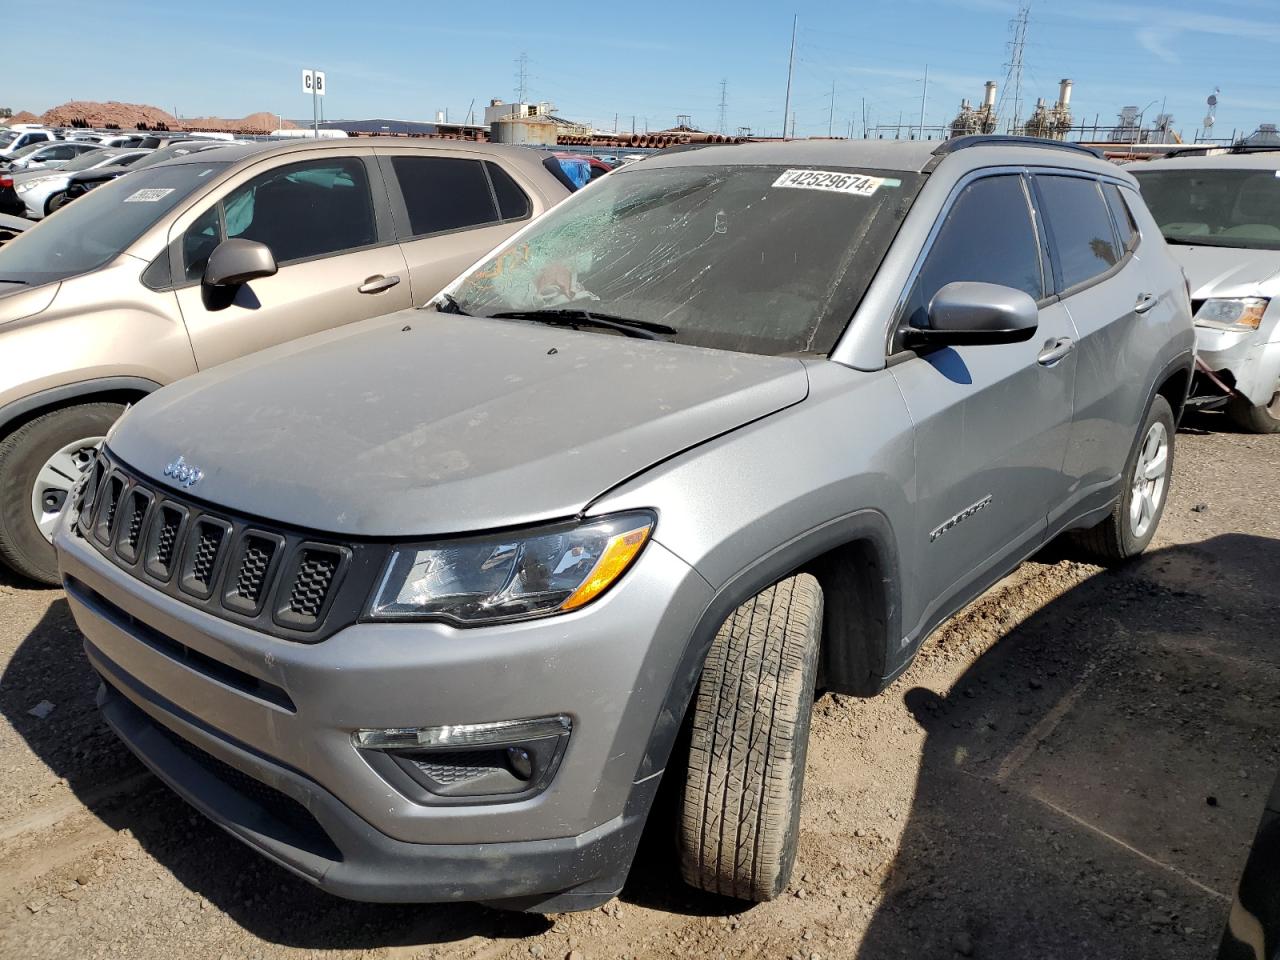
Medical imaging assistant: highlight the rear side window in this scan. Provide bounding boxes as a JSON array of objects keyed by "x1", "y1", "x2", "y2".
[
  {"x1": 486, "y1": 161, "x2": 531, "y2": 220},
  {"x1": 390, "y1": 156, "x2": 499, "y2": 237},
  {"x1": 1035, "y1": 176, "x2": 1120, "y2": 291},
  {"x1": 903, "y1": 174, "x2": 1044, "y2": 328},
  {"x1": 1103, "y1": 183, "x2": 1138, "y2": 254}
]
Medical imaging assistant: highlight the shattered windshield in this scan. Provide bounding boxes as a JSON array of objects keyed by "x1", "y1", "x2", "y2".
[{"x1": 450, "y1": 163, "x2": 924, "y2": 355}]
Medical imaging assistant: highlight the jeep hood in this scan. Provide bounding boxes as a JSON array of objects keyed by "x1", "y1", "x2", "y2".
[
  {"x1": 1166, "y1": 244, "x2": 1280, "y2": 299},
  {"x1": 109, "y1": 311, "x2": 809, "y2": 537}
]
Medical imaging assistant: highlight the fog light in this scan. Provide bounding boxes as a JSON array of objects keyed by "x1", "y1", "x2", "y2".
[
  {"x1": 506, "y1": 746, "x2": 534, "y2": 781},
  {"x1": 352, "y1": 715, "x2": 571, "y2": 750}
]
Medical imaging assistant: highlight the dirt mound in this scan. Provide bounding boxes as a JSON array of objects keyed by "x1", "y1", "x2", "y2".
[
  {"x1": 6, "y1": 111, "x2": 41, "y2": 125},
  {"x1": 40, "y1": 101, "x2": 179, "y2": 131},
  {"x1": 178, "y1": 111, "x2": 298, "y2": 134}
]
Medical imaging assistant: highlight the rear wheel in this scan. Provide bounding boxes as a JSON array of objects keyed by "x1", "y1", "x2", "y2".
[
  {"x1": 0, "y1": 403, "x2": 122, "y2": 584},
  {"x1": 1074, "y1": 394, "x2": 1175, "y2": 562},
  {"x1": 1226, "y1": 390, "x2": 1280, "y2": 434},
  {"x1": 677, "y1": 573, "x2": 823, "y2": 901}
]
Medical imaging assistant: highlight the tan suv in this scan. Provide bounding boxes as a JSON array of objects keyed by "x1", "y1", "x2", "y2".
[{"x1": 0, "y1": 138, "x2": 572, "y2": 583}]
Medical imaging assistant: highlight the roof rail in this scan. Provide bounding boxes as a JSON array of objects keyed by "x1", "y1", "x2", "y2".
[{"x1": 931, "y1": 135, "x2": 1103, "y2": 160}]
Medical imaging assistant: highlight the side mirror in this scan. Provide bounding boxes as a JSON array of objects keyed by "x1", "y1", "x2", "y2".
[
  {"x1": 203, "y1": 238, "x2": 277, "y2": 288},
  {"x1": 904, "y1": 281, "x2": 1039, "y2": 348}
]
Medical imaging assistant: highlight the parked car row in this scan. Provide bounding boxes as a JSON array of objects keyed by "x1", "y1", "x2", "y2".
[{"x1": 0, "y1": 132, "x2": 1271, "y2": 917}]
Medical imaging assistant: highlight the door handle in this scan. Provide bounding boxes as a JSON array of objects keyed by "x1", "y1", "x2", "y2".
[
  {"x1": 1133, "y1": 293, "x2": 1158, "y2": 314},
  {"x1": 357, "y1": 274, "x2": 401, "y2": 294},
  {"x1": 1037, "y1": 337, "x2": 1075, "y2": 367}
]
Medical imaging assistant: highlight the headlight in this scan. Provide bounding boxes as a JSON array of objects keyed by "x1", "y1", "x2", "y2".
[
  {"x1": 369, "y1": 512, "x2": 655, "y2": 624},
  {"x1": 1194, "y1": 297, "x2": 1269, "y2": 331}
]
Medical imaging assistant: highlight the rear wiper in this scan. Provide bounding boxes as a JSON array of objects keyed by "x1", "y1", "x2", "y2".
[{"x1": 485, "y1": 308, "x2": 677, "y2": 340}]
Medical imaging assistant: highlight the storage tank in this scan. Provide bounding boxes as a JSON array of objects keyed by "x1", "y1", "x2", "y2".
[{"x1": 490, "y1": 116, "x2": 558, "y2": 146}]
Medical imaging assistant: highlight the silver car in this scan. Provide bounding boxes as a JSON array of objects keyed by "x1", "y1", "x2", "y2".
[
  {"x1": 1132, "y1": 152, "x2": 1280, "y2": 432},
  {"x1": 3, "y1": 140, "x2": 102, "y2": 172},
  {"x1": 6, "y1": 148, "x2": 151, "y2": 219},
  {"x1": 55, "y1": 136, "x2": 1194, "y2": 912}
]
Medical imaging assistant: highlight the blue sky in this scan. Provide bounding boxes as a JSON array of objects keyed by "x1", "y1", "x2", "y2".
[{"x1": 8, "y1": 0, "x2": 1276, "y2": 142}]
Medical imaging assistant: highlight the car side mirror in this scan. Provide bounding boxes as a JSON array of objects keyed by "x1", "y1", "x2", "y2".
[
  {"x1": 203, "y1": 239, "x2": 277, "y2": 288},
  {"x1": 903, "y1": 281, "x2": 1039, "y2": 348}
]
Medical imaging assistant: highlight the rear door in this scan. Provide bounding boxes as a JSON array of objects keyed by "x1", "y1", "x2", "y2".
[
  {"x1": 890, "y1": 171, "x2": 1077, "y2": 621},
  {"x1": 172, "y1": 152, "x2": 412, "y2": 369},
  {"x1": 1032, "y1": 173, "x2": 1152, "y2": 524},
  {"x1": 376, "y1": 151, "x2": 536, "y2": 304}
]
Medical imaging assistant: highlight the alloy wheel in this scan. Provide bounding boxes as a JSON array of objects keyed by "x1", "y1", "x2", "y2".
[{"x1": 1129, "y1": 421, "x2": 1169, "y2": 539}]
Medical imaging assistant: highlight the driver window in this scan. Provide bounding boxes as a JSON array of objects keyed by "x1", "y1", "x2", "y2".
[{"x1": 902, "y1": 175, "x2": 1044, "y2": 330}]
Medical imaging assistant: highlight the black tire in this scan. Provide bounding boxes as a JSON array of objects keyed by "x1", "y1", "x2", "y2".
[
  {"x1": 0, "y1": 403, "x2": 122, "y2": 585},
  {"x1": 1074, "y1": 394, "x2": 1175, "y2": 562},
  {"x1": 1226, "y1": 391, "x2": 1280, "y2": 434},
  {"x1": 678, "y1": 573, "x2": 824, "y2": 901}
]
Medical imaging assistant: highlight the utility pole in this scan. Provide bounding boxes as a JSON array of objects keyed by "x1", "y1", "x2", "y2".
[
  {"x1": 790, "y1": 111, "x2": 797, "y2": 139},
  {"x1": 718, "y1": 79, "x2": 728, "y2": 135},
  {"x1": 861, "y1": 96, "x2": 867, "y2": 139},
  {"x1": 827, "y1": 80, "x2": 835, "y2": 138},
  {"x1": 783, "y1": 14, "x2": 797, "y2": 139},
  {"x1": 515, "y1": 52, "x2": 529, "y2": 104},
  {"x1": 918, "y1": 65, "x2": 928, "y2": 139}
]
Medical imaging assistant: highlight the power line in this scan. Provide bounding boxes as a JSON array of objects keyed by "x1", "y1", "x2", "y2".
[{"x1": 783, "y1": 14, "x2": 797, "y2": 139}]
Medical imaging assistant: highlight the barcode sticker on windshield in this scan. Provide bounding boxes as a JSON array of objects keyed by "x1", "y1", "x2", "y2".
[
  {"x1": 122, "y1": 188, "x2": 175, "y2": 203},
  {"x1": 772, "y1": 169, "x2": 886, "y2": 196}
]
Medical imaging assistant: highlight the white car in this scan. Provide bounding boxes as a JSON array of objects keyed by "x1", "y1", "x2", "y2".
[
  {"x1": 6, "y1": 148, "x2": 151, "y2": 219},
  {"x1": 4, "y1": 141, "x2": 102, "y2": 172},
  {"x1": 0, "y1": 127, "x2": 56, "y2": 158}
]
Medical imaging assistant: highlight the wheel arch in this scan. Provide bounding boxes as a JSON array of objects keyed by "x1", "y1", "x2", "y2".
[
  {"x1": 0, "y1": 377, "x2": 161, "y2": 440},
  {"x1": 635, "y1": 508, "x2": 903, "y2": 782}
]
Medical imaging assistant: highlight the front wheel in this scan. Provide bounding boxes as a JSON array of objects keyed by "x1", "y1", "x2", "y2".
[
  {"x1": 0, "y1": 403, "x2": 123, "y2": 584},
  {"x1": 1226, "y1": 391, "x2": 1280, "y2": 434},
  {"x1": 1074, "y1": 394, "x2": 1175, "y2": 562},
  {"x1": 44, "y1": 191, "x2": 73, "y2": 216},
  {"x1": 677, "y1": 573, "x2": 824, "y2": 901}
]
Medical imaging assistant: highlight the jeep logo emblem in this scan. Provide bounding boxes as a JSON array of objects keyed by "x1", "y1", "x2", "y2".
[{"x1": 163, "y1": 456, "x2": 204, "y2": 489}]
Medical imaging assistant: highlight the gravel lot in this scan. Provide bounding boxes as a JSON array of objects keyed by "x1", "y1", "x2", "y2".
[{"x1": 0, "y1": 408, "x2": 1276, "y2": 960}]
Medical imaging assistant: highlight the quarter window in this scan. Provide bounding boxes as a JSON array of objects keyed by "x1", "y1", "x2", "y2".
[
  {"x1": 390, "y1": 156, "x2": 500, "y2": 237},
  {"x1": 1035, "y1": 176, "x2": 1120, "y2": 291},
  {"x1": 903, "y1": 174, "x2": 1044, "y2": 328},
  {"x1": 1103, "y1": 183, "x2": 1138, "y2": 254},
  {"x1": 486, "y1": 161, "x2": 531, "y2": 221}
]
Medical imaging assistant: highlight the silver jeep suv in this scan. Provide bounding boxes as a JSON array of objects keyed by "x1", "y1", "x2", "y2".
[{"x1": 55, "y1": 136, "x2": 1194, "y2": 912}]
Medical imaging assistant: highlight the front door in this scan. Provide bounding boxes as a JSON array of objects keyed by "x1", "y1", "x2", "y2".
[
  {"x1": 173, "y1": 154, "x2": 412, "y2": 369},
  {"x1": 889, "y1": 172, "x2": 1077, "y2": 627}
]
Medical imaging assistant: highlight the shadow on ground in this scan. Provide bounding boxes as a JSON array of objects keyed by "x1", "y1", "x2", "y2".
[
  {"x1": 849, "y1": 533, "x2": 1280, "y2": 959},
  {"x1": 2, "y1": 533, "x2": 1276, "y2": 953}
]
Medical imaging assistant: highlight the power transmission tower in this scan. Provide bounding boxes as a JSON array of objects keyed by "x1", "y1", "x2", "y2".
[
  {"x1": 827, "y1": 80, "x2": 835, "y2": 138},
  {"x1": 718, "y1": 79, "x2": 728, "y2": 134},
  {"x1": 515, "y1": 52, "x2": 529, "y2": 104},
  {"x1": 998, "y1": 4, "x2": 1030, "y2": 134}
]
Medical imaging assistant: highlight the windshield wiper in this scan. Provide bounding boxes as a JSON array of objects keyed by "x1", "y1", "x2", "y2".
[
  {"x1": 485, "y1": 308, "x2": 676, "y2": 340},
  {"x1": 432, "y1": 293, "x2": 471, "y2": 315}
]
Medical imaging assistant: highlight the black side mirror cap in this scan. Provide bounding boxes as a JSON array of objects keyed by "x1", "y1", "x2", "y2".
[
  {"x1": 904, "y1": 281, "x2": 1040, "y2": 348},
  {"x1": 203, "y1": 238, "x2": 277, "y2": 288}
]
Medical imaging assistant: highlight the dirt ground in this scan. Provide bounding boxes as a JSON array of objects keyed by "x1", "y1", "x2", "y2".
[{"x1": 0, "y1": 408, "x2": 1276, "y2": 960}]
